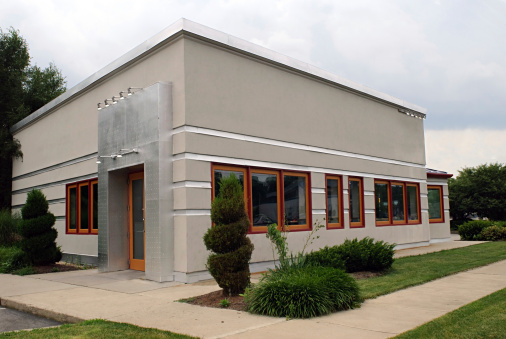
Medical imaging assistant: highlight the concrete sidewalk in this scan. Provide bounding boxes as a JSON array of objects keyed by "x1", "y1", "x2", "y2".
[{"x1": 1, "y1": 240, "x2": 504, "y2": 338}]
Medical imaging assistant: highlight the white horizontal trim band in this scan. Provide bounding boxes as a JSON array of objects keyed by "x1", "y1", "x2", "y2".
[
  {"x1": 311, "y1": 188, "x2": 325, "y2": 194},
  {"x1": 364, "y1": 191, "x2": 374, "y2": 196},
  {"x1": 173, "y1": 181, "x2": 212, "y2": 189},
  {"x1": 173, "y1": 126, "x2": 426, "y2": 169},
  {"x1": 312, "y1": 210, "x2": 326, "y2": 214},
  {"x1": 365, "y1": 209, "x2": 375, "y2": 213},
  {"x1": 174, "y1": 210, "x2": 211, "y2": 216},
  {"x1": 174, "y1": 153, "x2": 427, "y2": 183}
]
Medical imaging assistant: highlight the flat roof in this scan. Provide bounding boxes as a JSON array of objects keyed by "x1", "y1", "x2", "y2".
[{"x1": 11, "y1": 18, "x2": 427, "y2": 133}]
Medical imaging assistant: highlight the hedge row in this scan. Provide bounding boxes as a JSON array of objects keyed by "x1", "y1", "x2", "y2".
[{"x1": 458, "y1": 220, "x2": 506, "y2": 241}]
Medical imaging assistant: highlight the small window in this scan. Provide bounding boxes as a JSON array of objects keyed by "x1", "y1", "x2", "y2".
[
  {"x1": 349, "y1": 177, "x2": 364, "y2": 227},
  {"x1": 406, "y1": 184, "x2": 420, "y2": 223},
  {"x1": 66, "y1": 179, "x2": 98, "y2": 234},
  {"x1": 283, "y1": 172, "x2": 310, "y2": 230},
  {"x1": 326, "y1": 175, "x2": 343, "y2": 229},
  {"x1": 391, "y1": 183, "x2": 405, "y2": 224},
  {"x1": 67, "y1": 185, "x2": 77, "y2": 233},
  {"x1": 374, "y1": 181, "x2": 390, "y2": 225},
  {"x1": 91, "y1": 180, "x2": 98, "y2": 233},
  {"x1": 428, "y1": 185, "x2": 444, "y2": 223},
  {"x1": 251, "y1": 169, "x2": 280, "y2": 229}
]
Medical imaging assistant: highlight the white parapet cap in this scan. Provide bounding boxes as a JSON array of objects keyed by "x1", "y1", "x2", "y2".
[{"x1": 11, "y1": 18, "x2": 427, "y2": 133}]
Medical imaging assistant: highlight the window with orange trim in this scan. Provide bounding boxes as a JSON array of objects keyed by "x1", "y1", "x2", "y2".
[
  {"x1": 374, "y1": 180, "x2": 390, "y2": 225},
  {"x1": 66, "y1": 179, "x2": 98, "y2": 234},
  {"x1": 211, "y1": 164, "x2": 311, "y2": 233},
  {"x1": 349, "y1": 177, "x2": 364, "y2": 227},
  {"x1": 326, "y1": 175, "x2": 343, "y2": 229},
  {"x1": 374, "y1": 180, "x2": 420, "y2": 225},
  {"x1": 428, "y1": 185, "x2": 444, "y2": 223}
]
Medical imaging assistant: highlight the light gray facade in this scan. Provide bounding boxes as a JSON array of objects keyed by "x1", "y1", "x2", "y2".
[{"x1": 10, "y1": 19, "x2": 451, "y2": 283}]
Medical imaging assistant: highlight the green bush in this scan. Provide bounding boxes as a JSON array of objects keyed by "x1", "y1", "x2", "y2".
[
  {"x1": 18, "y1": 189, "x2": 62, "y2": 265},
  {"x1": 246, "y1": 266, "x2": 360, "y2": 318},
  {"x1": 203, "y1": 175, "x2": 253, "y2": 296},
  {"x1": 458, "y1": 220, "x2": 494, "y2": 240},
  {"x1": 0, "y1": 209, "x2": 21, "y2": 247},
  {"x1": 306, "y1": 237, "x2": 395, "y2": 273},
  {"x1": 480, "y1": 226, "x2": 506, "y2": 241},
  {"x1": 305, "y1": 246, "x2": 346, "y2": 270},
  {"x1": 0, "y1": 246, "x2": 28, "y2": 273}
]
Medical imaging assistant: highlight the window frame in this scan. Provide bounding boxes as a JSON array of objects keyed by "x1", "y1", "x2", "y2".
[
  {"x1": 348, "y1": 177, "x2": 364, "y2": 228},
  {"x1": 374, "y1": 180, "x2": 421, "y2": 226},
  {"x1": 250, "y1": 168, "x2": 281, "y2": 233},
  {"x1": 325, "y1": 174, "x2": 344, "y2": 229},
  {"x1": 391, "y1": 181, "x2": 406, "y2": 225},
  {"x1": 66, "y1": 178, "x2": 98, "y2": 235},
  {"x1": 211, "y1": 163, "x2": 311, "y2": 234},
  {"x1": 406, "y1": 183, "x2": 421, "y2": 224},
  {"x1": 282, "y1": 171, "x2": 311, "y2": 232},
  {"x1": 374, "y1": 180, "x2": 391, "y2": 226},
  {"x1": 428, "y1": 185, "x2": 444, "y2": 223}
]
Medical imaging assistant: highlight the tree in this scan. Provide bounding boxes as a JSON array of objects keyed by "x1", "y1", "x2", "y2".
[
  {"x1": 203, "y1": 174, "x2": 254, "y2": 296},
  {"x1": 18, "y1": 189, "x2": 62, "y2": 265},
  {"x1": 0, "y1": 28, "x2": 66, "y2": 209},
  {"x1": 449, "y1": 163, "x2": 506, "y2": 225}
]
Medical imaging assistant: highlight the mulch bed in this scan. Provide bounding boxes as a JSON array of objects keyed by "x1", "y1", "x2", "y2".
[
  {"x1": 32, "y1": 262, "x2": 92, "y2": 274},
  {"x1": 185, "y1": 271, "x2": 383, "y2": 311}
]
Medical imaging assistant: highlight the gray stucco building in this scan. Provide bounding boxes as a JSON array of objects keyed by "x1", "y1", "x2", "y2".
[{"x1": 10, "y1": 19, "x2": 452, "y2": 283}]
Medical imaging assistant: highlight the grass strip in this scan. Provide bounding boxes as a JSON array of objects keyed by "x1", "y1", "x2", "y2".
[
  {"x1": 0, "y1": 319, "x2": 197, "y2": 339},
  {"x1": 393, "y1": 288, "x2": 506, "y2": 338},
  {"x1": 358, "y1": 241, "x2": 506, "y2": 299}
]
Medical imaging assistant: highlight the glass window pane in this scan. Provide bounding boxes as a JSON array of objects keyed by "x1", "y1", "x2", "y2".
[
  {"x1": 252, "y1": 172, "x2": 278, "y2": 226},
  {"x1": 375, "y1": 183, "x2": 390, "y2": 222},
  {"x1": 284, "y1": 175, "x2": 307, "y2": 226},
  {"x1": 69, "y1": 187, "x2": 77, "y2": 230},
  {"x1": 214, "y1": 169, "x2": 244, "y2": 197},
  {"x1": 407, "y1": 185, "x2": 419, "y2": 221},
  {"x1": 428, "y1": 188, "x2": 442, "y2": 220},
  {"x1": 349, "y1": 179, "x2": 362, "y2": 223},
  {"x1": 327, "y1": 179, "x2": 340, "y2": 224},
  {"x1": 132, "y1": 179, "x2": 144, "y2": 260},
  {"x1": 392, "y1": 184, "x2": 405, "y2": 221},
  {"x1": 79, "y1": 185, "x2": 89, "y2": 229},
  {"x1": 92, "y1": 183, "x2": 98, "y2": 230}
]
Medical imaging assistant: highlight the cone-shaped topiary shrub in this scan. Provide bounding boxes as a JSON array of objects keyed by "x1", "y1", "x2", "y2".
[
  {"x1": 18, "y1": 189, "x2": 62, "y2": 265},
  {"x1": 203, "y1": 174, "x2": 254, "y2": 296}
]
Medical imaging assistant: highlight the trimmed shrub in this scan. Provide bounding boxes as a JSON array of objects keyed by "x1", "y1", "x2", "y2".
[
  {"x1": 0, "y1": 209, "x2": 19, "y2": 246},
  {"x1": 18, "y1": 189, "x2": 62, "y2": 265},
  {"x1": 246, "y1": 266, "x2": 360, "y2": 318},
  {"x1": 21, "y1": 190, "x2": 49, "y2": 220},
  {"x1": 306, "y1": 237, "x2": 395, "y2": 273},
  {"x1": 203, "y1": 175, "x2": 253, "y2": 296},
  {"x1": 458, "y1": 220, "x2": 493, "y2": 240},
  {"x1": 480, "y1": 226, "x2": 506, "y2": 241},
  {"x1": 305, "y1": 246, "x2": 346, "y2": 270}
]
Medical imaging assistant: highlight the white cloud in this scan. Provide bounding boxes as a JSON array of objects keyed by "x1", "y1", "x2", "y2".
[{"x1": 425, "y1": 129, "x2": 506, "y2": 176}]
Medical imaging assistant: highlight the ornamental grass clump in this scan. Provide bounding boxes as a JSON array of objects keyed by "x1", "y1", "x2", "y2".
[
  {"x1": 18, "y1": 189, "x2": 62, "y2": 265},
  {"x1": 203, "y1": 175, "x2": 253, "y2": 296},
  {"x1": 246, "y1": 266, "x2": 360, "y2": 318}
]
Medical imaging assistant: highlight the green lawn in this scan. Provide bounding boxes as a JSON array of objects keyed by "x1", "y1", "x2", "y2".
[
  {"x1": 0, "y1": 319, "x2": 196, "y2": 339},
  {"x1": 359, "y1": 241, "x2": 506, "y2": 299},
  {"x1": 393, "y1": 288, "x2": 506, "y2": 339}
]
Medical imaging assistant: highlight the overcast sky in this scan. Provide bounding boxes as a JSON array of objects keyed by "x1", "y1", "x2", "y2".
[{"x1": 1, "y1": 0, "x2": 505, "y2": 176}]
